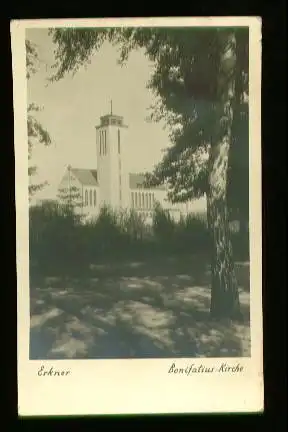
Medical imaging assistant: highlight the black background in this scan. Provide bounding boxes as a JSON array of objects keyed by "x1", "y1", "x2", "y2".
[{"x1": 3, "y1": 2, "x2": 287, "y2": 429}]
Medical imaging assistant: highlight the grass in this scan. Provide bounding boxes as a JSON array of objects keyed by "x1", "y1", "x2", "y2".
[{"x1": 30, "y1": 255, "x2": 250, "y2": 359}]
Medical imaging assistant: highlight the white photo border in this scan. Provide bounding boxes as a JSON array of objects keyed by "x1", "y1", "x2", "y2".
[{"x1": 12, "y1": 17, "x2": 263, "y2": 416}]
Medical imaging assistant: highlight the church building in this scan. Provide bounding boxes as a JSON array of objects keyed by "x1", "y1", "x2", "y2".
[{"x1": 57, "y1": 110, "x2": 206, "y2": 222}]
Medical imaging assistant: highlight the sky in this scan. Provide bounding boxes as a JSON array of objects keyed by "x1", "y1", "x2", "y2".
[{"x1": 27, "y1": 28, "x2": 170, "y2": 201}]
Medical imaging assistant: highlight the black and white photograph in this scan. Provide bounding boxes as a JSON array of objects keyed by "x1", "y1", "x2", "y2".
[{"x1": 12, "y1": 17, "x2": 263, "y2": 416}]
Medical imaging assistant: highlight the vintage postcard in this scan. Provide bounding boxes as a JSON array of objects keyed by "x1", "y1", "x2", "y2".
[{"x1": 12, "y1": 17, "x2": 263, "y2": 416}]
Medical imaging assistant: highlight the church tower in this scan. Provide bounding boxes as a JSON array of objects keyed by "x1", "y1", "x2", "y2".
[{"x1": 95, "y1": 103, "x2": 129, "y2": 210}]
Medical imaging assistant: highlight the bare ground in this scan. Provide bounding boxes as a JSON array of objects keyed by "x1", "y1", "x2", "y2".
[{"x1": 30, "y1": 256, "x2": 250, "y2": 359}]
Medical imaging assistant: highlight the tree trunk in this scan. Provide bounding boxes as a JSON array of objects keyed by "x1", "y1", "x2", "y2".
[{"x1": 207, "y1": 32, "x2": 242, "y2": 321}]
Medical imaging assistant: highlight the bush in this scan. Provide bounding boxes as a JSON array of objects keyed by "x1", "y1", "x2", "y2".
[
  {"x1": 29, "y1": 202, "x2": 86, "y2": 275},
  {"x1": 175, "y1": 213, "x2": 209, "y2": 254},
  {"x1": 29, "y1": 200, "x2": 248, "y2": 276},
  {"x1": 152, "y1": 203, "x2": 176, "y2": 253}
]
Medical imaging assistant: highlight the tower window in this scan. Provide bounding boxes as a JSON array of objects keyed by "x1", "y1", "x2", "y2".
[
  {"x1": 142, "y1": 193, "x2": 145, "y2": 209},
  {"x1": 145, "y1": 193, "x2": 148, "y2": 209},
  {"x1": 89, "y1": 190, "x2": 92, "y2": 206},
  {"x1": 85, "y1": 190, "x2": 88, "y2": 206},
  {"x1": 104, "y1": 130, "x2": 107, "y2": 155},
  {"x1": 94, "y1": 190, "x2": 97, "y2": 206},
  {"x1": 118, "y1": 129, "x2": 120, "y2": 154}
]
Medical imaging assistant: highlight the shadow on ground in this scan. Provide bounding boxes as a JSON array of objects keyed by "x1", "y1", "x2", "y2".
[{"x1": 30, "y1": 256, "x2": 250, "y2": 359}]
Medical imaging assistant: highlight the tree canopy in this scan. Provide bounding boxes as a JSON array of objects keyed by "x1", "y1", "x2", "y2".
[
  {"x1": 48, "y1": 26, "x2": 250, "y2": 319},
  {"x1": 26, "y1": 39, "x2": 51, "y2": 199},
  {"x1": 49, "y1": 27, "x2": 248, "y2": 213}
]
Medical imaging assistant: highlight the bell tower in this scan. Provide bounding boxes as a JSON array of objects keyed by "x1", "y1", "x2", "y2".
[{"x1": 95, "y1": 102, "x2": 129, "y2": 209}]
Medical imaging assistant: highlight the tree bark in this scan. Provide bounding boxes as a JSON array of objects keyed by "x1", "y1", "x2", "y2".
[{"x1": 207, "y1": 32, "x2": 242, "y2": 321}]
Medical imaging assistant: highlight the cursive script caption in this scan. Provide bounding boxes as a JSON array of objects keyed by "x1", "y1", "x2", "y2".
[
  {"x1": 168, "y1": 362, "x2": 244, "y2": 375},
  {"x1": 37, "y1": 365, "x2": 71, "y2": 377}
]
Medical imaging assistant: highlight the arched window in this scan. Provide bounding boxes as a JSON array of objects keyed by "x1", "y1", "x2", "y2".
[
  {"x1": 145, "y1": 193, "x2": 148, "y2": 209},
  {"x1": 85, "y1": 190, "x2": 88, "y2": 206},
  {"x1": 104, "y1": 130, "x2": 107, "y2": 155},
  {"x1": 89, "y1": 190, "x2": 92, "y2": 206},
  {"x1": 118, "y1": 129, "x2": 121, "y2": 154},
  {"x1": 142, "y1": 193, "x2": 145, "y2": 208},
  {"x1": 94, "y1": 190, "x2": 97, "y2": 206}
]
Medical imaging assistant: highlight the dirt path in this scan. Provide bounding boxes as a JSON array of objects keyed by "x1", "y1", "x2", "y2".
[{"x1": 30, "y1": 265, "x2": 250, "y2": 359}]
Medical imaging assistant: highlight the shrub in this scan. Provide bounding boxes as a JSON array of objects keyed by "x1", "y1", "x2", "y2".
[
  {"x1": 175, "y1": 213, "x2": 209, "y2": 254},
  {"x1": 29, "y1": 199, "x2": 248, "y2": 277},
  {"x1": 29, "y1": 202, "x2": 85, "y2": 275},
  {"x1": 152, "y1": 203, "x2": 176, "y2": 252}
]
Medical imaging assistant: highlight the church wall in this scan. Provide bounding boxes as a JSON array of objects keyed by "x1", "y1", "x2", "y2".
[
  {"x1": 82, "y1": 186, "x2": 99, "y2": 216},
  {"x1": 96, "y1": 127, "x2": 111, "y2": 207},
  {"x1": 118, "y1": 127, "x2": 130, "y2": 209},
  {"x1": 108, "y1": 126, "x2": 122, "y2": 208},
  {"x1": 96, "y1": 121, "x2": 130, "y2": 211},
  {"x1": 57, "y1": 114, "x2": 207, "y2": 224},
  {"x1": 128, "y1": 187, "x2": 207, "y2": 222}
]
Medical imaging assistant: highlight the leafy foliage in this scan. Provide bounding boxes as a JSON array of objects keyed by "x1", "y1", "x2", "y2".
[
  {"x1": 26, "y1": 40, "x2": 52, "y2": 200},
  {"x1": 26, "y1": 40, "x2": 39, "y2": 79},
  {"x1": 30, "y1": 203, "x2": 248, "y2": 277},
  {"x1": 57, "y1": 185, "x2": 83, "y2": 212},
  {"x1": 47, "y1": 27, "x2": 250, "y2": 319},
  {"x1": 49, "y1": 27, "x2": 248, "y2": 213}
]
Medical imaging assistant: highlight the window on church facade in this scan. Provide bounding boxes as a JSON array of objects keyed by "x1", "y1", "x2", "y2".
[
  {"x1": 142, "y1": 193, "x2": 145, "y2": 208},
  {"x1": 131, "y1": 192, "x2": 134, "y2": 208},
  {"x1": 85, "y1": 190, "x2": 88, "y2": 206},
  {"x1": 101, "y1": 131, "x2": 104, "y2": 155},
  {"x1": 145, "y1": 194, "x2": 148, "y2": 209},
  {"x1": 135, "y1": 192, "x2": 137, "y2": 208},
  {"x1": 94, "y1": 190, "x2": 97, "y2": 206},
  {"x1": 89, "y1": 190, "x2": 92, "y2": 206},
  {"x1": 118, "y1": 129, "x2": 120, "y2": 154},
  {"x1": 100, "y1": 130, "x2": 104, "y2": 156},
  {"x1": 104, "y1": 130, "x2": 107, "y2": 155}
]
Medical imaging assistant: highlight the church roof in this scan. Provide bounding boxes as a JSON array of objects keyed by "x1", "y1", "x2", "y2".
[
  {"x1": 66, "y1": 167, "x2": 165, "y2": 190},
  {"x1": 70, "y1": 168, "x2": 98, "y2": 186},
  {"x1": 129, "y1": 173, "x2": 166, "y2": 190},
  {"x1": 129, "y1": 173, "x2": 146, "y2": 189}
]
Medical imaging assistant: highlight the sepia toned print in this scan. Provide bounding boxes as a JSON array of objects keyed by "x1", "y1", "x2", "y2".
[{"x1": 13, "y1": 17, "x2": 263, "y2": 415}]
